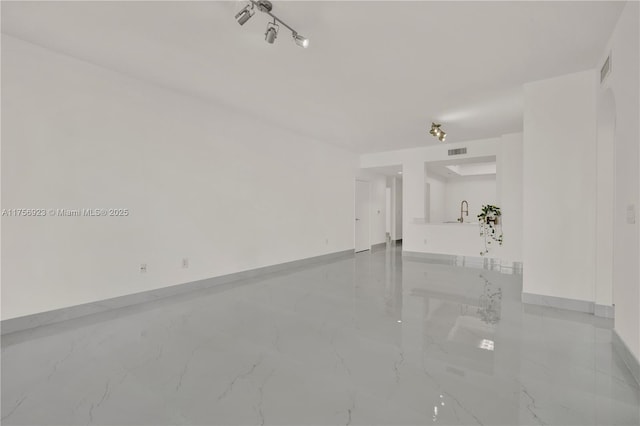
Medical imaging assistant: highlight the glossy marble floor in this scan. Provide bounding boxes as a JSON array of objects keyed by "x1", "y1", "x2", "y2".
[{"x1": 2, "y1": 246, "x2": 639, "y2": 425}]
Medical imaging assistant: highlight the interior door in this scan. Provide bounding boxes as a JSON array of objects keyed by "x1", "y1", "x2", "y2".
[{"x1": 355, "y1": 180, "x2": 370, "y2": 252}]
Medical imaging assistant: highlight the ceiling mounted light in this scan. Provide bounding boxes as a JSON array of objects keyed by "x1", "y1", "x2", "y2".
[
  {"x1": 429, "y1": 122, "x2": 447, "y2": 142},
  {"x1": 236, "y1": 0, "x2": 309, "y2": 48},
  {"x1": 293, "y1": 33, "x2": 309, "y2": 48},
  {"x1": 265, "y1": 21, "x2": 278, "y2": 44},
  {"x1": 235, "y1": 4, "x2": 254, "y2": 26}
]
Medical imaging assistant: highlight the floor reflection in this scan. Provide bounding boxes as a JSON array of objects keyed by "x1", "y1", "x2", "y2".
[{"x1": 1, "y1": 245, "x2": 638, "y2": 426}]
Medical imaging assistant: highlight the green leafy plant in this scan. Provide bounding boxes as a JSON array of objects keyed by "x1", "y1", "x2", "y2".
[{"x1": 477, "y1": 204, "x2": 503, "y2": 256}]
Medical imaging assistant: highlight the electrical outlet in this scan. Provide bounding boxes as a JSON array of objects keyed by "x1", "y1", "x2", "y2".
[
  {"x1": 140, "y1": 263, "x2": 147, "y2": 273},
  {"x1": 182, "y1": 258, "x2": 189, "y2": 269}
]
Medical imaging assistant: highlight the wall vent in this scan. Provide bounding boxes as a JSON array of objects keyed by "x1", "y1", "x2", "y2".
[
  {"x1": 448, "y1": 147, "x2": 467, "y2": 156},
  {"x1": 600, "y1": 53, "x2": 611, "y2": 84}
]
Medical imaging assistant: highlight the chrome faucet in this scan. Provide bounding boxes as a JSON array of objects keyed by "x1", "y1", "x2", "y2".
[{"x1": 458, "y1": 200, "x2": 469, "y2": 223}]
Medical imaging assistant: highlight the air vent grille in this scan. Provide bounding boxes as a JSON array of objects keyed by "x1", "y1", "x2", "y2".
[
  {"x1": 448, "y1": 148, "x2": 467, "y2": 156},
  {"x1": 600, "y1": 54, "x2": 611, "y2": 84}
]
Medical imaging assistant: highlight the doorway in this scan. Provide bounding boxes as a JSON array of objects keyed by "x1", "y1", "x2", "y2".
[
  {"x1": 355, "y1": 180, "x2": 370, "y2": 252},
  {"x1": 598, "y1": 88, "x2": 615, "y2": 313},
  {"x1": 389, "y1": 176, "x2": 403, "y2": 242}
]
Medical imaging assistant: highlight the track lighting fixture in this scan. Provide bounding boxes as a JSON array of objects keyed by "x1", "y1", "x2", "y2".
[
  {"x1": 429, "y1": 123, "x2": 441, "y2": 137},
  {"x1": 293, "y1": 33, "x2": 310, "y2": 48},
  {"x1": 235, "y1": 4, "x2": 254, "y2": 26},
  {"x1": 265, "y1": 21, "x2": 278, "y2": 44},
  {"x1": 429, "y1": 123, "x2": 447, "y2": 142},
  {"x1": 236, "y1": 0, "x2": 309, "y2": 48}
]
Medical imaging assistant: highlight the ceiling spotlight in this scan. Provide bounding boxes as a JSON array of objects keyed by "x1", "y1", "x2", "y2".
[
  {"x1": 293, "y1": 33, "x2": 309, "y2": 48},
  {"x1": 429, "y1": 123, "x2": 447, "y2": 142},
  {"x1": 236, "y1": 1, "x2": 309, "y2": 49},
  {"x1": 265, "y1": 22, "x2": 278, "y2": 44},
  {"x1": 235, "y1": 4, "x2": 254, "y2": 26}
]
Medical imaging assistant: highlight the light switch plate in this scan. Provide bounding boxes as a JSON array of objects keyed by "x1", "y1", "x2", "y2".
[{"x1": 627, "y1": 204, "x2": 636, "y2": 224}]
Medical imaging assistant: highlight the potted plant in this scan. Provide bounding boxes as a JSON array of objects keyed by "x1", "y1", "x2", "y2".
[{"x1": 477, "y1": 204, "x2": 503, "y2": 256}]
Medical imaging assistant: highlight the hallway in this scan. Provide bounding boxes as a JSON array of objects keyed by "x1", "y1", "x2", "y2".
[{"x1": 2, "y1": 246, "x2": 638, "y2": 425}]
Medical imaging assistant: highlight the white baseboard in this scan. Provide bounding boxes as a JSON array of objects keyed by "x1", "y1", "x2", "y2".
[
  {"x1": 612, "y1": 329, "x2": 640, "y2": 388},
  {"x1": 522, "y1": 292, "x2": 615, "y2": 319},
  {"x1": 1, "y1": 249, "x2": 354, "y2": 335}
]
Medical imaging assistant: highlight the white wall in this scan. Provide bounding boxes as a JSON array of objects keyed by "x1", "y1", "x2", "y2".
[
  {"x1": 424, "y1": 168, "x2": 446, "y2": 223},
  {"x1": 1, "y1": 36, "x2": 357, "y2": 320},
  {"x1": 497, "y1": 133, "x2": 524, "y2": 263},
  {"x1": 523, "y1": 69, "x2": 598, "y2": 303},
  {"x1": 443, "y1": 175, "x2": 497, "y2": 223},
  {"x1": 598, "y1": 1, "x2": 640, "y2": 362},
  {"x1": 402, "y1": 158, "x2": 425, "y2": 245},
  {"x1": 361, "y1": 138, "x2": 500, "y2": 169}
]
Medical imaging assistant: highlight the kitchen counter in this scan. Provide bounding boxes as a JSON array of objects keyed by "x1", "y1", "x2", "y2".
[{"x1": 404, "y1": 219, "x2": 506, "y2": 259}]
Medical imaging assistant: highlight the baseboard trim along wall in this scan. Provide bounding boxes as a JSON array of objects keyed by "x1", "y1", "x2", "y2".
[
  {"x1": 1, "y1": 249, "x2": 355, "y2": 335},
  {"x1": 371, "y1": 242, "x2": 387, "y2": 251},
  {"x1": 594, "y1": 304, "x2": 616, "y2": 319},
  {"x1": 402, "y1": 251, "x2": 523, "y2": 275},
  {"x1": 612, "y1": 329, "x2": 640, "y2": 387},
  {"x1": 522, "y1": 292, "x2": 615, "y2": 319}
]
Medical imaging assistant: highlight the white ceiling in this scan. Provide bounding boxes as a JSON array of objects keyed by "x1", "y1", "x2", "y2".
[{"x1": 1, "y1": 1, "x2": 624, "y2": 153}]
